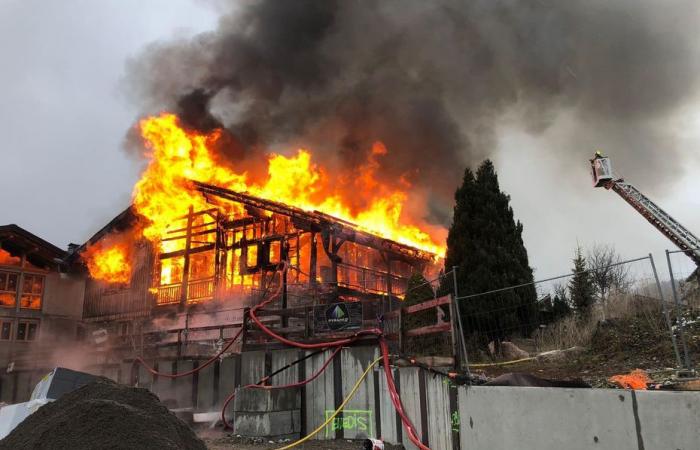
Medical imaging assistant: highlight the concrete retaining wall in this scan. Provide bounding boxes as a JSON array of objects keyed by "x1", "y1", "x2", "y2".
[{"x1": 1, "y1": 346, "x2": 699, "y2": 449}]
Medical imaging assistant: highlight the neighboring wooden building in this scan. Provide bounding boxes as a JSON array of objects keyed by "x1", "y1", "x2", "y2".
[{"x1": 0, "y1": 224, "x2": 85, "y2": 402}]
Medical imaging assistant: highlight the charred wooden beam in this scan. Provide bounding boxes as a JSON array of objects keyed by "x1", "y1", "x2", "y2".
[{"x1": 192, "y1": 180, "x2": 435, "y2": 263}]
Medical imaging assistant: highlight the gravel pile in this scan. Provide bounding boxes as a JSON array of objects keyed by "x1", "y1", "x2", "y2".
[{"x1": 0, "y1": 378, "x2": 206, "y2": 450}]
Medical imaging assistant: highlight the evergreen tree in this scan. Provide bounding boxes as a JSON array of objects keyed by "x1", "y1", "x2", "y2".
[
  {"x1": 444, "y1": 160, "x2": 537, "y2": 347},
  {"x1": 403, "y1": 272, "x2": 437, "y2": 330},
  {"x1": 550, "y1": 294, "x2": 572, "y2": 321},
  {"x1": 568, "y1": 246, "x2": 596, "y2": 316}
]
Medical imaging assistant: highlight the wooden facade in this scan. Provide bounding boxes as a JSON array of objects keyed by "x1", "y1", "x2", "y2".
[{"x1": 81, "y1": 183, "x2": 437, "y2": 333}]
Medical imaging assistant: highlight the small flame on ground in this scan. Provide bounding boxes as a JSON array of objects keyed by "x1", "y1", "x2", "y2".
[{"x1": 609, "y1": 369, "x2": 650, "y2": 390}]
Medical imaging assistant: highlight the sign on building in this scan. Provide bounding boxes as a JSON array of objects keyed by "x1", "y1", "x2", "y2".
[{"x1": 313, "y1": 302, "x2": 363, "y2": 333}]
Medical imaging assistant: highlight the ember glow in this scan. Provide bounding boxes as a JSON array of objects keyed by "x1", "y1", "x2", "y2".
[
  {"x1": 85, "y1": 112, "x2": 446, "y2": 282},
  {"x1": 0, "y1": 249, "x2": 21, "y2": 266},
  {"x1": 609, "y1": 369, "x2": 650, "y2": 390}
]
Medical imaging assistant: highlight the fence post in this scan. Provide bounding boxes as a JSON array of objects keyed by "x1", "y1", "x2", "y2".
[
  {"x1": 665, "y1": 250, "x2": 692, "y2": 370},
  {"x1": 649, "y1": 253, "x2": 682, "y2": 368},
  {"x1": 452, "y1": 267, "x2": 471, "y2": 377}
]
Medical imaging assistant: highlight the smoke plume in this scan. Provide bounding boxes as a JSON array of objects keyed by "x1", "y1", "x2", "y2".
[{"x1": 125, "y1": 0, "x2": 700, "y2": 225}]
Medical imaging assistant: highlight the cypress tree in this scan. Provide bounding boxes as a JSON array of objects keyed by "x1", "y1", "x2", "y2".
[
  {"x1": 568, "y1": 246, "x2": 596, "y2": 316},
  {"x1": 444, "y1": 160, "x2": 537, "y2": 347}
]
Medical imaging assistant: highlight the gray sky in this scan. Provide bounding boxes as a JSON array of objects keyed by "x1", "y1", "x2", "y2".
[{"x1": 1, "y1": 0, "x2": 698, "y2": 280}]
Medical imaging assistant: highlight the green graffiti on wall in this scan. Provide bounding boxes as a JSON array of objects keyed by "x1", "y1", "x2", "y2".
[
  {"x1": 324, "y1": 409, "x2": 373, "y2": 438},
  {"x1": 451, "y1": 410, "x2": 460, "y2": 432}
]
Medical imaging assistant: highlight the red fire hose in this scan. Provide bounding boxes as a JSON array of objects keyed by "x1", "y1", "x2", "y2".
[
  {"x1": 379, "y1": 337, "x2": 430, "y2": 450},
  {"x1": 244, "y1": 265, "x2": 431, "y2": 450},
  {"x1": 220, "y1": 346, "x2": 341, "y2": 429},
  {"x1": 133, "y1": 325, "x2": 244, "y2": 379},
  {"x1": 134, "y1": 262, "x2": 431, "y2": 450}
]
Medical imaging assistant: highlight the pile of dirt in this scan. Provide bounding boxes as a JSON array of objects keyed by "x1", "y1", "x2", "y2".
[
  {"x1": 0, "y1": 378, "x2": 206, "y2": 450},
  {"x1": 589, "y1": 316, "x2": 678, "y2": 368},
  {"x1": 473, "y1": 313, "x2": 700, "y2": 386}
]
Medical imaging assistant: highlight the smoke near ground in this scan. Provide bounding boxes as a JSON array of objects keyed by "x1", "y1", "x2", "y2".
[{"x1": 125, "y1": 0, "x2": 700, "y2": 226}]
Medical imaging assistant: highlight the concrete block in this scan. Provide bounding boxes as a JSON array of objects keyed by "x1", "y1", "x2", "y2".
[
  {"x1": 234, "y1": 410, "x2": 300, "y2": 437},
  {"x1": 218, "y1": 356, "x2": 238, "y2": 419},
  {"x1": 635, "y1": 389, "x2": 700, "y2": 450},
  {"x1": 304, "y1": 349, "x2": 335, "y2": 440},
  {"x1": 196, "y1": 361, "x2": 216, "y2": 411},
  {"x1": 425, "y1": 372, "x2": 453, "y2": 450},
  {"x1": 241, "y1": 351, "x2": 265, "y2": 386},
  {"x1": 174, "y1": 360, "x2": 194, "y2": 409},
  {"x1": 234, "y1": 388, "x2": 300, "y2": 412},
  {"x1": 459, "y1": 386, "x2": 638, "y2": 450}
]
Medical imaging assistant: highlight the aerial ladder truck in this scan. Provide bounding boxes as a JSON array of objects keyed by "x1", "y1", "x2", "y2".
[{"x1": 590, "y1": 151, "x2": 700, "y2": 266}]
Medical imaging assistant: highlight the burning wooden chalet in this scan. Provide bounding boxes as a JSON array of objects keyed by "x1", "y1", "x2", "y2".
[{"x1": 78, "y1": 181, "x2": 438, "y2": 350}]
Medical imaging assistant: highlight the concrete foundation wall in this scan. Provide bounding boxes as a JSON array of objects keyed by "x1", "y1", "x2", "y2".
[{"x1": 1, "y1": 345, "x2": 698, "y2": 450}]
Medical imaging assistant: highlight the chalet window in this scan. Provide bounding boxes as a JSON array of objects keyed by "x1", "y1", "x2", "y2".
[
  {"x1": 268, "y1": 241, "x2": 281, "y2": 265},
  {"x1": 20, "y1": 274, "x2": 43, "y2": 309},
  {"x1": 159, "y1": 256, "x2": 184, "y2": 286},
  {"x1": 0, "y1": 271, "x2": 18, "y2": 308},
  {"x1": 188, "y1": 251, "x2": 215, "y2": 280},
  {"x1": 246, "y1": 244, "x2": 259, "y2": 269},
  {"x1": 16, "y1": 321, "x2": 39, "y2": 341},
  {"x1": 0, "y1": 321, "x2": 12, "y2": 340}
]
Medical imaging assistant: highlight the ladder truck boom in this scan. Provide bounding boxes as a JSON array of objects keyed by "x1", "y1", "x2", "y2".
[{"x1": 591, "y1": 152, "x2": 700, "y2": 266}]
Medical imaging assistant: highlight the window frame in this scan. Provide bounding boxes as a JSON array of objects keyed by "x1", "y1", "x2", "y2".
[
  {"x1": 0, "y1": 270, "x2": 19, "y2": 308},
  {"x1": 20, "y1": 273, "x2": 44, "y2": 310},
  {"x1": 16, "y1": 320, "x2": 40, "y2": 342},
  {"x1": 0, "y1": 320, "x2": 12, "y2": 341}
]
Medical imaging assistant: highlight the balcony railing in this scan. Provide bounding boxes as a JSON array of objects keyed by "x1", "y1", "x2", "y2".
[
  {"x1": 156, "y1": 284, "x2": 181, "y2": 305},
  {"x1": 187, "y1": 278, "x2": 215, "y2": 303}
]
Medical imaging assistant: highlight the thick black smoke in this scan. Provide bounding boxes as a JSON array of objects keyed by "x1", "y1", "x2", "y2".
[{"x1": 125, "y1": 0, "x2": 700, "y2": 225}]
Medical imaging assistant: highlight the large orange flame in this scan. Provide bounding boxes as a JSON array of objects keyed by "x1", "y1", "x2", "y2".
[
  {"x1": 82, "y1": 241, "x2": 133, "y2": 284},
  {"x1": 85, "y1": 112, "x2": 446, "y2": 282}
]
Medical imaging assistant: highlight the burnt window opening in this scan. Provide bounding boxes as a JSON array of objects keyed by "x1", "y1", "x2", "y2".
[
  {"x1": 21, "y1": 274, "x2": 43, "y2": 310},
  {"x1": 0, "y1": 248, "x2": 21, "y2": 266},
  {"x1": 0, "y1": 271, "x2": 18, "y2": 307},
  {"x1": 245, "y1": 244, "x2": 259, "y2": 270}
]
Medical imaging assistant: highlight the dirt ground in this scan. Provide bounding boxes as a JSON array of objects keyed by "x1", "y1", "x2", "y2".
[
  {"x1": 474, "y1": 313, "x2": 700, "y2": 387},
  {"x1": 201, "y1": 431, "x2": 403, "y2": 450}
]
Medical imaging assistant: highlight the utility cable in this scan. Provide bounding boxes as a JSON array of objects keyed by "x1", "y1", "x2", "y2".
[
  {"x1": 274, "y1": 355, "x2": 383, "y2": 450},
  {"x1": 221, "y1": 346, "x2": 341, "y2": 429}
]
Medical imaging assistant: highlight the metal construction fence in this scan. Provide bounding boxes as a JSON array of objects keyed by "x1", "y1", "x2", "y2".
[
  {"x1": 665, "y1": 247, "x2": 700, "y2": 371},
  {"x1": 398, "y1": 252, "x2": 698, "y2": 373}
]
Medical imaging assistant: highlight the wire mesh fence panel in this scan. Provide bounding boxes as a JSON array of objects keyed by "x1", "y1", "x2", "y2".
[
  {"x1": 665, "y1": 249, "x2": 700, "y2": 370},
  {"x1": 451, "y1": 256, "x2": 683, "y2": 370}
]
